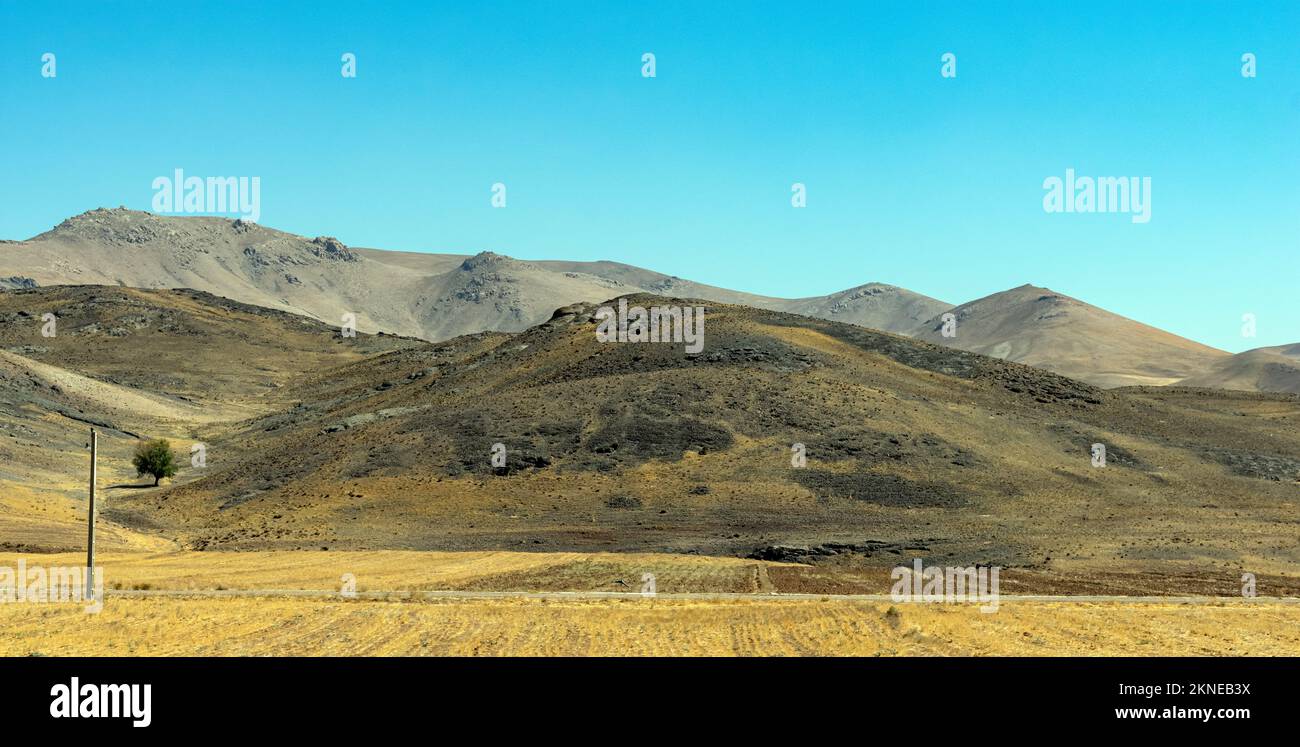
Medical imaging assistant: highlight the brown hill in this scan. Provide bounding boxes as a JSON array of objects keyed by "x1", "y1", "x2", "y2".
[
  {"x1": 0, "y1": 285, "x2": 417, "y2": 412},
  {"x1": 1176, "y1": 343, "x2": 1300, "y2": 394},
  {"x1": 909, "y1": 284, "x2": 1229, "y2": 388},
  {"x1": 0, "y1": 285, "x2": 422, "y2": 551},
  {"x1": 94, "y1": 293, "x2": 1300, "y2": 582}
]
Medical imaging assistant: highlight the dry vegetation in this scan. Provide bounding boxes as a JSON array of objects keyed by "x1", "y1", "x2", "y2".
[
  {"x1": 2, "y1": 550, "x2": 1296, "y2": 656},
  {"x1": 4, "y1": 595, "x2": 1298, "y2": 657},
  {"x1": 3, "y1": 279, "x2": 1298, "y2": 657},
  {"x1": 0, "y1": 550, "x2": 771, "y2": 594}
]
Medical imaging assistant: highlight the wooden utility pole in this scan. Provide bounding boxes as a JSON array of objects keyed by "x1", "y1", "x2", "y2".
[{"x1": 86, "y1": 428, "x2": 97, "y2": 603}]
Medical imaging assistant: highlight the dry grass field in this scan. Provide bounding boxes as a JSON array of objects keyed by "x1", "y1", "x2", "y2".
[
  {"x1": 0, "y1": 550, "x2": 773, "y2": 594},
  {"x1": 0, "y1": 487, "x2": 174, "y2": 554},
  {"x1": 2, "y1": 550, "x2": 1297, "y2": 656},
  {"x1": 7, "y1": 549, "x2": 1298, "y2": 596},
  {"x1": 3, "y1": 595, "x2": 1298, "y2": 657}
]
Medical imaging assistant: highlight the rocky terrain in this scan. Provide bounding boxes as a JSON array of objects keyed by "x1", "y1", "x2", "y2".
[
  {"x1": 0, "y1": 286, "x2": 1285, "y2": 589},
  {"x1": 9, "y1": 209, "x2": 1296, "y2": 395},
  {"x1": 0, "y1": 208, "x2": 950, "y2": 341}
]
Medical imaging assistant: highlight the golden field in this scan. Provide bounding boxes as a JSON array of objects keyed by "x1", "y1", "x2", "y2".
[
  {"x1": 0, "y1": 550, "x2": 780, "y2": 594},
  {"x1": 7, "y1": 549, "x2": 1297, "y2": 596},
  {"x1": 1, "y1": 550, "x2": 1297, "y2": 656},
  {"x1": 3, "y1": 596, "x2": 1299, "y2": 657}
]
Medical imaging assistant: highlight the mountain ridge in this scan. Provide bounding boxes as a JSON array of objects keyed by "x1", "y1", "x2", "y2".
[
  {"x1": 2, "y1": 208, "x2": 950, "y2": 341},
  {"x1": 5, "y1": 208, "x2": 1288, "y2": 393},
  {"x1": 909, "y1": 283, "x2": 1230, "y2": 388}
]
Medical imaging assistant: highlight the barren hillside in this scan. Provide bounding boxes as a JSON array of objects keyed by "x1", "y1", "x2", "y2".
[
  {"x1": 2, "y1": 208, "x2": 950, "y2": 340},
  {"x1": 0, "y1": 285, "x2": 424, "y2": 551},
  {"x1": 910, "y1": 284, "x2": 1230, "y2": 387},
  {"x1": 1177, "y1": 343, "x2": 1300, "y2": 394},
  {"x1": 83, "y1": 293, "x2": 1299, "y2": 586}
]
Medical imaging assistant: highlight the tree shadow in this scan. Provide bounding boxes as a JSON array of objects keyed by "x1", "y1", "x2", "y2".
[{"x1": 106, "y1": 483, "x2": 157, "y2": 490}]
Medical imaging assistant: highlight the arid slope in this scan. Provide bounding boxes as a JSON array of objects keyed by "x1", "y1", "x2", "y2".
[
  {"x1": 0, "y1": 285, "x2": 422, "y2": 550},
  {"x1": 94, "y1": 294, "x2": 1300, "y2": 587},
  {"x1": 2, "y1": 208, "x2": 950, "y2": 340},
  {"x1": 1177, "y1": 343, "x2": 1300, "y2": 394},
  {"x1": 910, "y1": 284, "x2": 1230, "y2": 387}
]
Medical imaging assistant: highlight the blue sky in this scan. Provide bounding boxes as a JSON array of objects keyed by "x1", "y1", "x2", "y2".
[{"x1": 1, "y1": 0, "x2": 1296, "y2": 351}]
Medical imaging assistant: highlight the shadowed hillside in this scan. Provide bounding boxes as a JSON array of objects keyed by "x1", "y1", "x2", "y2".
[
  {"x1": 94, "y1": 294, "x2": 1299, "y2": 587},
  {"x1": 0, "y1": 285, "x2": 424, "y2": 551}
]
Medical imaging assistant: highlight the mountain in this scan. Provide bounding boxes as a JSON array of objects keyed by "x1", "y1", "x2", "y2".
[
  {"x1": 0, "y1": 284, "x2": 417, "y2": 412},
  {"x1": 748, "y1": 283, "x2": 952, "y2": 333},
  {"x1": 909, "y1": 284, "x2": 1230, "y2": 388},
  {"x1": 9, "y1": 209, "x2": 1285, "y2": 395},
  {"x1": 0, "y1": 285, "x2": 422, "y2": 551},
  {"x1": 409, "y1": 254, "x2": 945, "y2": 334},
  {"x1": 1, "y1": 208, "x2": 950, "y2": 341},
  {"x1": 2, "y1": 208, "x2": 477, "y2": 339},
  {"x1": 86, "y1": 292, "x2": 1299, "y2": 580},
  {"x1": 2, "y1": 284, "x2": 1296, "y2": 580},
  {"x1": 1176, "y1": 343, "x2": 1300, "y2": 394}
]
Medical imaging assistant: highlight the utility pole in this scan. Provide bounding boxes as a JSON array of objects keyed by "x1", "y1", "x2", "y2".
[{"x1": 86, "y1": 428, "x2": 97, "y2": 603}]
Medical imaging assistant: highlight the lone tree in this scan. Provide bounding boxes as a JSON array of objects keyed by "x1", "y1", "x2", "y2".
[{"x1": 132, "y1": 438, "x2": 179, "y2": 486}]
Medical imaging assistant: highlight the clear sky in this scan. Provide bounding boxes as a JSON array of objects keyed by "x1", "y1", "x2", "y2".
[{"x1": 1, "y1": 1, "x2": 1296, "y2": 351}]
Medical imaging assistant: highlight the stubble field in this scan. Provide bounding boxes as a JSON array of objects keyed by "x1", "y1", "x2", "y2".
[
  {"x1": 2, "y1": 550, "x2": 1297, "y2": 656},
  {"x1": 5, "y1": 595, "x2": 1299, "y2": 656}
]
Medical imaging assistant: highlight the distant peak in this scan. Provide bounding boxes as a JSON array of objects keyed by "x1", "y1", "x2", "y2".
[
  {"x1": 55, "y1": 206, "x2": 149, "y2": 227},
  {"x1": 79, "y1": 206, "x2": 134, "y2": 216},
  {"x1": 997, "y1": 283, "x2": 1063, "y2": 301},
  {"x1": 1009, "y1": 283, "x2": 1047, "y2": 293},
  {"x1": 838, "y1": 282, "x2": 898, "y2": 295},
  {"x1": 39, "y1": 207, "x2": 164, "y2": 243},
  {"x1": 459, "y1": 251, "x2": 526, "y2": 271}
]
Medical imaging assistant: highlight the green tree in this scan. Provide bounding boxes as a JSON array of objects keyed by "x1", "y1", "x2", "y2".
[{"x1": 132, "y1": 438, "x2": 179, "y2": 486}]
